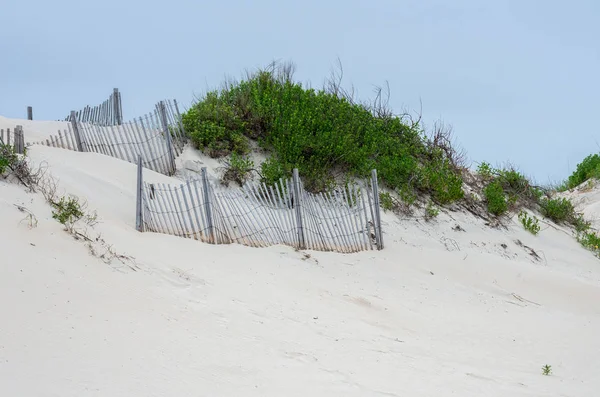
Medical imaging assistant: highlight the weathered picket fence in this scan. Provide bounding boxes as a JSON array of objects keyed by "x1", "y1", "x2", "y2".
[
  {"x1": 136, "y1": 161, "x2": 384, "y2": 252},
  {"x1": 64, "y1": 88, "x2": 123, "y2": 126},
  {"x1": 0, "y1": 126, "x2": 25, "y2": 154},
  {"x1": 30, "y1": 100, "x2": 186, "y2": 176}
]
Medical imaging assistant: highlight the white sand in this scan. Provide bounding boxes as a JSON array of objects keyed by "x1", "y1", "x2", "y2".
[{"x1": 1, "y1": 117, "x2": 600, "y2": 396}]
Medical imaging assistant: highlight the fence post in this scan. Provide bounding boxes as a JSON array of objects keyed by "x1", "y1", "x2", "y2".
[
  {"x1": 69, "y1": 111, "x2": 84, "y2": 152},
  {"x1": 292, "y1": 168, "x2": 306, "y2": 250},
  {"x1": 19, "y1": 126, "x2": 24, "y2": 154},
  {"x1": 158, "y1": 101, "x2": 176, "y2": 175},
  {"x1": 27, "y1": 107, "x2": 33, "y2": 121},
  {"x1": 13, "y1": 126, "x2": 23, "y2": 154},
  {"x1": 136, "y1": 155, "x2": 144, "y2": 232},
  {"x1": 201, "y1": 167, "x2": 215, "y2": 244},
  {"x1": 370, "y1": 169, "x2": 383, "y2": 250},
  {"x1": 113, "y1": 88, "x2": 122, "y2": 125},
  {"x1": 173, "y1": 99, "x2": 186, "y2": 137}
]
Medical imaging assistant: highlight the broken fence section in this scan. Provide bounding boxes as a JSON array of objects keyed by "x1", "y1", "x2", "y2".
[
  {"x1": 64, "y1": 88, "x2": 123, "y2": 126},
  {"x1": 30, "y1": 100, "x2": 186, "y2": 176},
  {"x1": 0, "y1": 126, "x2": 26, "y2": 154}
]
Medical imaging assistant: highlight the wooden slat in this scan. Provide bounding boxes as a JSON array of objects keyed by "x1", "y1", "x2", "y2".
[
  {"x1": 156, "y1": 184, "x2": 178, "y2": 235},
  {"x1": 340, "y1": 186, "x2": 360, "y2": 252},
  {"x1": 183, "y1": 181, "x2": 201, "y2": 240},
  {"x1": 137, "y1": 117, "x2": 163, "y2": 174},
  {"x1": 175, "y1": 184, "x2": 193, "y2": 238},
  {"x1": 166, "y1": 185, "x2": 187, "y2": 237},
  {"x1": 118, "y1": 123, "x2": 135, "y2": 164},
  {"x1": 325, "y1": 190, "x2": 349, "y2": 252},
  {"x1": 144, "y1": 112, "x2": 167, "y2": 173},
  {"x1": 245, "y1": 184, "x2": 279, "y2": 245}
]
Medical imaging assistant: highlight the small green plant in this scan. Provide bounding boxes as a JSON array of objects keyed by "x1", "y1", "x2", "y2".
[
  {"x1": 379, "y1": 191, "x2": 395, "y2": 212},
  {"x1": 220, "y1": 152, "x2": 254, "y2": 186},
  {"x1": 483, "y1": 180, "x2": 507, "y2": 216},
  {"x1": 577, "y1": 230, "x2": 600, "y2": 257},
  {"x1": 424, "y1": 201, "x2": 440, "y2": 221},
  {"x1": 476, "y1": 161, "x2": 493, "y2": 180},
  {"x1": 51, "y1": 196, "x2": 84, "y2": 225},
  {"x1": 0, "y1": 143, "x2": 18, "y2": 176},
  {"x1": 518, "y1": 210, "x2": 540, "y2": 235},
  {"x1": 541, "y1": 364, "x2": 552, "y2": 376}
]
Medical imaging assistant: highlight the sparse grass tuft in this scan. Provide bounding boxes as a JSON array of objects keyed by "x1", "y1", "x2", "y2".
[
  {"x1": 220, "y1": 152, "x2": 255, "y2": 187},
  {"x1": 518, "y1": 210, "x2": 540, "y2": 235},
  {"x1": 424, "y1": 201, "x2": 440, "y2": 221},
  {"x1": 577, "y1": 230, "x2": 600, "y2": 257},
  {"x1": 542, "y1": 365, "x2": 552, "y2": 376},
  {"x1": 51, "y1": 196, "x2": 85, "y2": 226}
]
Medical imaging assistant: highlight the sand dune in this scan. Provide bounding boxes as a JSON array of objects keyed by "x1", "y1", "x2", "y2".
[{"x1": 1, "y1": 116, "x2": 599, "y2": 396}]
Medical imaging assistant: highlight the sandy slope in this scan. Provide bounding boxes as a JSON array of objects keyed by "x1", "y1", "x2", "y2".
[{"x1": 1, "y1": 118, "x2": 600, "y2": 396}]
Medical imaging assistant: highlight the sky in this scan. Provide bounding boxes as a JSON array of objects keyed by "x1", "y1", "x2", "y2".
[{"x1": 1, "y1": 0, "x2": 598, "y2": 184}]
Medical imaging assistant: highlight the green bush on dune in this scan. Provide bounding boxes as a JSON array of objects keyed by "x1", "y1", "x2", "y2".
[
  {"x1": 562, "y1": 153, "x2": 600, "y2": 191},
  {"x1": 182, "y1": 63, "x2": 464, "y2": 202},
  {"x1": 0, "y1": 143, "x2": 18, "y2": 176}
]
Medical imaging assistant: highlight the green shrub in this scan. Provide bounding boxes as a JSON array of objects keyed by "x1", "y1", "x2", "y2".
[
  {"x1": 539, "y1": 197, "x2": 575, "y2": 224},
  {"x1": 484, "y1": 181, "x2": 507, "y2": 216},
  {"x1": 496, "y1": 167, "x2": 543, "y2": 204},
  {"x1": 397, "y1": 186, "x2": 418, "y2": 208},
  {"x1": 518, "y1": 210, "x2": 540, "y2": 235},
  {"x1": 182, "y1": 63, "x2": 464, "y2": 200},
  {"x1": 0, "y1": 143, "x2": 18, "y2": 176},
  {"x1": 476, "y1": 161, "x2": 493, "y2": 180},
  {"x1": 566, "y1": 153, "x2": 600, "y2": 190},
  {"x1": 52, "y1": 196, "x2": 84, "y2": 225},
  {"x1": 379, "y1": 192, "x2": 394, "y2": 212},
  {"x1": 573, "y1": 215, "x2": 591, "y2": 233},
  {"x1": 221, "y1": 153, "x2": 254, "y2": 186}
]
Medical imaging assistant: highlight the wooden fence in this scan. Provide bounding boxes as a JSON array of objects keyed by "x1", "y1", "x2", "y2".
[
  {"x1": 0, "y1": 126, "x2": 25, "y2": 154},
  {"x1": 136, "y1": 162, "x2": 384, "y2": 252},
  {"x1": 30, "y1": 100, "x2": 186, "y2": 176},
  {"x1": 64, "y1": 88, "x2": 123, "y2": 126}
]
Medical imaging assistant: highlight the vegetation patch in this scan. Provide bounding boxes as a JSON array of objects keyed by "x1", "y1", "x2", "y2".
[
  {"x1": 424, "y1": 201, "x2": 440, "y2": 221},
  {"x1": 219, "y1": 153, "x2": 255, "y2": 187},
  {"x1": 562, "y1": 153, "x2": 600, "y2": 191},
  {"x1": 539, "y1": 197, "x2": 576, "y2": 225},
  {"x1": 518, "y1": 210, "x2": 540, "y2": 235},
  {"x1": 483, "y1": 180, "x2": 507, "y2": 216},
  {"x1": 51, "y1": 195, "x2": 85, "y2": 225},
  {"x1": 182, "y1": 61, "x2": 465, "y2": 202}
]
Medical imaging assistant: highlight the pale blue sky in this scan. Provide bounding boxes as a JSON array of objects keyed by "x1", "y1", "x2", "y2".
[{"x1": 1, "y1": 0, "x2": 598, "y2": 184}]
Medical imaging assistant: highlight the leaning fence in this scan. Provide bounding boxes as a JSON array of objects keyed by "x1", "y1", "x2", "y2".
[
  {"x1": 136, "y1": 162, "x2": 384, "y2": 252},
  {"x1": 30, "y1": 100, "x2": 186, "y2": 176},
  {"x1": 0, "y1": 126, "x2": 25, "y2": 154},
  {"x1": 64, "y1": 88, "x2": 123, "y2": 126}
]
